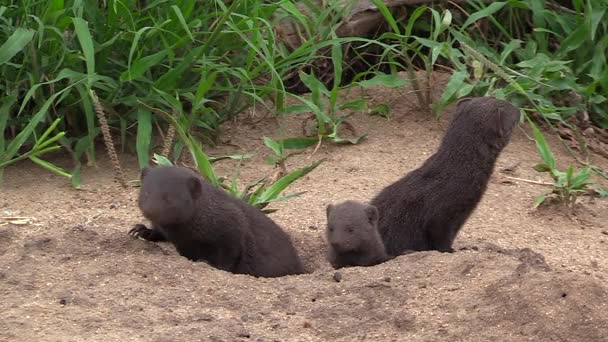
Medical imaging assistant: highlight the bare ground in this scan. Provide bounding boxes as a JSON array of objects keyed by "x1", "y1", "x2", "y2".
[{"x1": 1, "y1": 72, "x2": 608, "y2": 342}]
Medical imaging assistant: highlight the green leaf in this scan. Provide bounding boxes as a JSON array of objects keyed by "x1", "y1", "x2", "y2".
[
  {"x1": 589, "y1": 8, "x2": 605, "y2": 41},
  {"x1": 369, "y1": 103, "x2": 391, "y2": 118},
  {"x1": 127, "y1": 26, "x2": 154, "y2": 75},
  {"x1": 193, "y1": 71, "x2": 217, "y2": 111},
  {"x1": 279, "y1": 137, "x2": 318, "y2": 149},
  {"x1": 171, "y1": 5, "x2": 194, "y2": 41},
  {"x1": 263, "y1": 136, "x2": 282, "y2": 157},
  {"x1": 3, "y1": 79, "x2": 83, "y2": 164},
  {"x1": 594, "y1": 188, "x2": 608, "y2": 198},
  {"x1": 262, "y1": 191, "x2": 308, "y2": 205},
  {"x1": 0, "y1": 96, "x2": 17, "y2": 154},
  {"x1": 299, "y1": 71, "x2": 329, "y2": 97},
  {"x1": 527, "y1": 118, "x2": 556, "y2": 169},
  {"x1": 499, "y1": 39, "x2": 523, "y2": 64},
  {"x1": 534, "y1": 190, "x2": 551, "y2": 208},
  {"x1": 71, "y1": 164, "x2": 82, "y2": 188},
  {"x1": 461, "y1": 2, "x2": 507, "y2": 30},
  {"x1": 256, "y1": 159, "x2": 323, "y2": 204},
  {"x1": 208, "y1": 154, "x2": 255, "y2": 163},
  {"x1": 370, "y1": 0, "x2": 400, "y2": 35},
  {"x1": 356, "y1": 73, "x2": 410, "y2": 88},
  {"x1": 339, "y1": 99, "x2": 367, "y2": 111},
  {"x1": 71, "y1": 17, "x2": 95, "y2": 79},
  {"x1": 36, "y1": 132, "x2": 65, "y2": 151},
  {"x1": 265, "y1": 155, "x2": 280, "y2": 165},
  {"x1": 278, "y1": 104, "x2": 313, "y2": 115},
  {"x1": 329, "y1": 133, "x2": 368, "y2": 145},
  {"x1": 565, "y1": 164, "x2": 574, "y2": 185},
  {"x1": 136, "y1": 109, "x2": 152, "y2": 169},
  {"x1": 441, "y1": 8, "x2": 452, "y2": 29},
  {"x1": 405, "y1": 5, "x2": 428, "y2": 37},
  {"x1": 120, "y1": 50, "x2": 168, "y2": 81},
  {"x1": 533, "y1": 163, "x2": 552, "y2": 173},
  {"x1": 37, "y1": 118, "x2": 62, "y2": 148},
  {"x1": 433, "y1": 70, "x2": 468, "y2": 114},
  {"x1": 330, "y1": 39, "x2": 343, "y2": 115},
  {"x1": 570, "y1": 167, "x2": 594, "y2": 188},
  {"x1": 29, "y1": 156, "x2": 72, "y2": 179},
  {"x1": 189, "y1": 139, "x2": 218, "y2": 186},
  {"x1": 152, "y1": 153, "x2": 173, "y2": 167},
  {"x1": 76, "y1": 84, "x2": 97, "y2": 162},
  {"x1": 154, "y1": 45, "x2": 204, "y2": 92},
  {"x1": 289, "y1": 94, "x2": 331, "y2": 125},
  {"x1": 0, "y1": 28, "x2": 35, "y2": 65},
  {"x1": 559, "y1": 24, "x2": 588, "y2": 55}
]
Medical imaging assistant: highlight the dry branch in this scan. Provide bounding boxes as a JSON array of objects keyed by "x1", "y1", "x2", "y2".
[{"x1": 276, "y1": 0, "x2": 469, "y2": 49}]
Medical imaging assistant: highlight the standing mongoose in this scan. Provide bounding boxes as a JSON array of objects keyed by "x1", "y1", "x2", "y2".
[
  {"x1": 325, "y1": 200, "x2": 390, "y2": 269},
  {"x1": 128, "y1": 166, "x2": 305, "y2": 278},
  {"x1": 370, "y1": 96, "x2": 521, "y2": 255}
]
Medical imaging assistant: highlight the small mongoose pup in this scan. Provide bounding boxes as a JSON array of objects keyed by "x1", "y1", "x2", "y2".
[
  {"x1": 370, "y1": 96, "x2": 521, "y2": 255},
  {"x1": 325, "y1": 200, "x2": 390, "y2": 269},
  {"x1": 129, "y1": 166, "x2": 305, "y2": 278}
]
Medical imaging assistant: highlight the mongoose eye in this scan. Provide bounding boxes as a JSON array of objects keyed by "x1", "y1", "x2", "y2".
[
  {"x1": 328, "y1": 227, "x2": 334, "y2": 232},
  {"x1": 347, "y1": 227, "x2": 354, "y2": 234}
]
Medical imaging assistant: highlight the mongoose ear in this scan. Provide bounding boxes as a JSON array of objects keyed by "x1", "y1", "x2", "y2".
[
  {"x1": 187, "y1": 176, "x2": 202, "y2": 200},
  {"x1": 456, "y1": 97, "x2": 473, "y2": 109},
  {"x1": 495, "y1": 105, "x2": 518, "y2": 137},
  {"x1": 364, "y1": 204, "x2": 379, "y2": 226},
  {"x1": 326, "y1": 204, "x2": 334, "y2": 218},
  {"x1": 140, "y1": 167, "x2": 150, "y2": 181}
]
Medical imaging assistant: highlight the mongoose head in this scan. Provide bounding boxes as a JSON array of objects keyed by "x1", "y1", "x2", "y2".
[
  {"x1": 454, "y1": 96, "x2": 521, "y2": 150},
  {"x1": 138, "y1": 166, "x2": 202, "y2": 226},
  {"x1": 326, "y1": 200, "x2": 380, "y2": 253}
]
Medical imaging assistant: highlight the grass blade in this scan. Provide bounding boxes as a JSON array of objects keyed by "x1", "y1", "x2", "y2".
[
  {"x1": 257, "y1": 159, "x2": 323, "y2": 204},
  {"x1": 278, "y1": 137, "x2": 318, "y2": 149},
  {"x1": 3, "y1": 79, "x2": 82, "y2": 164},
  {"x1": 136, "y1": 109, "x2": 152, "y2": 169},
  {"x1": 461, "y1": 2, "x2": 507, "y2": 31},
  {"x1": 120, "y1": 50, "x2": 168, "y2": 82},
  {"x1": 263, "y1": 136, "x2": 282, "y2": 156},
  {"x1": 30, "y1": 156, "x2": 72, "y2": 178},
  {"x1": 433, "y1": 70, "x2": 469, "y2": 115},
  {"x1": 0, "y1": 96, "x2": 17, "y2": 154},
  {"x1": 527, "y1": 117, "x2": 556, "y2": 169},
  {"x1": 71, "y1": 17, "x2": 95, "y2": 79},
  {"x1": 0, "y1": 28, "x2": 35, "y2": 65},
  {"x1": 171, "y1": 5, "x2": 193, "y2": 41}
]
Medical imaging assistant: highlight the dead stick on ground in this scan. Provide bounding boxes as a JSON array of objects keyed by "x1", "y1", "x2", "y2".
[{"x1": 502, "y1": 175, "x2": 553, "y2": 186}]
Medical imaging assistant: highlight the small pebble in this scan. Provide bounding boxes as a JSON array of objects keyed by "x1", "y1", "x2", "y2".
[
  {"x1": 237, "y1": 330, "x2": 250, "y2": 338},
  {"x1": 601, "y1": 230, "x2": 608, "y2": 236},
  {"x1": 192, "y1": 314, "x2": 213, "y2": 322},
  {"x1": 333, "y1": 271, "x2": 342, "y2": 282},
  {"x1": 59, "y1": 299, "x2": 67, "y2": 305}
]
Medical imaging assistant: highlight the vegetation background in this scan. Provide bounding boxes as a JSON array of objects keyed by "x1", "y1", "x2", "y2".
[{"x1": 1, "y1": 0, "x2": 607, "y2": 207}]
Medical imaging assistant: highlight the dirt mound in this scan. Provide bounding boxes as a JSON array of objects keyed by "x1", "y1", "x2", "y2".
[
  {"x1": 1, "y1": 222, "x2": 606, "y2": 341},
  {"x1": 2, "y1": 76, "x2": 608, "y2": 341}
]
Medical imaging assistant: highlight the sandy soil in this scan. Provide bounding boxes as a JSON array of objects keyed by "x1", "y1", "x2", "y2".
[{"x1": 1, "y1": 72, "x2": 608, "y2": 342}]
